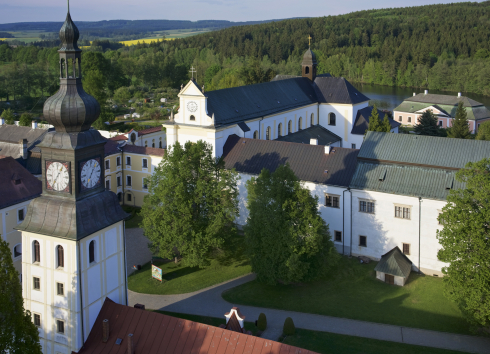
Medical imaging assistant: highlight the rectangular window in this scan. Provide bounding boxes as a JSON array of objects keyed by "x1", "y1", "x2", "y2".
[
  {"x1": 56, "y1": 320, "x2": 64, "y2": 334},
  {"x1": 398, "y1": 116, "x2": 402, "y2": 122},
  {"x1": 105, "y1": 180, "x2": 110, "y2": 190},
  {"x1": 359, "y1": 235, "x2": 367, "y2": 247},
  {"x1": 408, "y1": 117, "x2": 412, "y2": 123},
  {"x1": 351, "y1": 144, "x2": 356, "y2": 149},
  {"x1": 142, "y1": 159, "x2": 148, "y2": 168},
  {"x1": 33, "y1": 277, "x2": 40, "y2": 290},
  {"x1": 116, "y1": 157, "x2": 121, "y2": 166},
  {"x1": 105, "y1": 160, "x2": 110, "y2": 170},
  {"x1": 117, "y1": 176, "x2": 122, "y2": 187},
  {"x1": 56, "y1": 282, "x2": 64, "y2": 296},
  {"x1": 126, "y1": 156, "x2": 131, "y2": 166},
  {"x1": 395, "y1": 206, "x2": 411, "y2": 220},
  {"x1": 438, "y1": 121, "x2": 443, "y2": 127},
  {"x1": 127, "y1": 194, "x2": 132, "y2": 202},
  {"x1": 334, "y1": 231, "x2": 342, "y2": 242},
  {"x1": 143, "y1": 179, "x2": 148, "y2": 190},
  {"x1": 127, "y1": 175, "x2": 132, "y2": 187},
  {"x1": 403, "y1": 243, "x2": 410, "y2": 255},
  {"x1": 359, "y1": 200, "x2": 375, "y2": 214},
  {"x1": 325, "y1": 194, "x2": 340, "y2": 208},
  {"x1": 18, "y1": 208, "x2": 25, "y2": 222},
  {"x1": 34, "y1": 314, "x2": 41, "y2": 327}
]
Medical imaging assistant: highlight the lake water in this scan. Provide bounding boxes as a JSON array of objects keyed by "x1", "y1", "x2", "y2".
[{"x1": 351, "y1": 83, "x2": 490, "y2": 112}]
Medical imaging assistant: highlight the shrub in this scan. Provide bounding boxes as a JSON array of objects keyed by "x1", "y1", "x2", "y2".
[
  {"x1": 257, "y1": 313, "x2": 267, "y2": 331},
  {"x1": 283, "y1": 317, "x2": 295, "y2": 336}
]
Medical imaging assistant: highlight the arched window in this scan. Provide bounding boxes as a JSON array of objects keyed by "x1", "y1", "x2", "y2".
[
  {"x1": 33, "y1": 241, "x2": 40, "y2": 263},
  {"x1": 57, "y1": 245, "x2": 64, "y2": 268},
  {"x1": 159, "y1": 141, "x2": 162, "y2": 148},
  {"x1": 14, "y1": 244, "x2": 22, "y2": 258},
  {"x1": 144, "y1": 141, "x2": 148, "y2": 147},
  {"x1": 298, "y1": 117, "x2": 302, "y2": 131},
  {"x1": 190, "y1": 115, "x2": 196, "y2": 121},
  {"x1": 130, "y1": 133, "x2": 136, "y2": 144},
  {"x1": 278, "y1": 123, "x2": 282, "y2": 137},
  {"x1": 328, "y1": 113, "x2": 336, "y2": 126},
  {"x1": 89, "y1": 241, "x2": 95, "y2": 264},
  {"x1": 311, "y1": 113, "x2": 315, "y2": 126},
  {"x1": 288, "y1": 120, "x2": 292, "y2": 133},
  {"x1": 152, "y1": 139, "x2": 155, "y2": 148},
  {"x1": 305, "y1": 66, "x2": 310, "y2": 74},
  {"x1": 60, "y1": 59, "x2": 66, "y2": 78},
  {"x1": 253, "y1": 130, "x2": 258, "y2": 139},
  {"x1": 266, "y1": 126, "x2": 271, "y2": 140}
]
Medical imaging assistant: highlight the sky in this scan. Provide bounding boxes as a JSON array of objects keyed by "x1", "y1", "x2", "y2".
[{"x1": 0, "y1": 0, "x2": 481, "y2": 24}]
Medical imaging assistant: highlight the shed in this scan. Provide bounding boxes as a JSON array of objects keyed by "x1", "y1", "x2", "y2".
[{"x1": 374, "y1": 246, "x2": 412, "y2": 286}]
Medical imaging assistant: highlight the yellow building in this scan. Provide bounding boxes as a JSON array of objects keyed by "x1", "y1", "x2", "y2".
[
  {"x1": 104, "y1": 141, "x2": 165, "y2": 207},
  {"x1": 0, "y1": 156, "x2": 42, "y2": 275}
]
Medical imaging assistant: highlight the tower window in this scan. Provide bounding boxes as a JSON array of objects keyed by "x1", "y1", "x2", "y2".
[
  {"x1": 311, "y1": 113, "x2": 315, "y2": 126},
  {"x1": 266, "y1": 126, "x2": 271, "y2": 140},
  {"x1": 33, "y1": 277, "x2": 40, "y2": 290},
  {"x1": 33, "y1": 241, "x2": 40, "y2": 263},
  {"x1": 278, "y1": 123, "x2": 282, "y2": 137},
  {"x1": 298, "y1": 117, "x2": 302, "y2": 131},
  {"x1": 288, "y1": 120, "x2": 292, "y2": 133},
  {"x1": 33, "y1": 314, "x2": 41, "y2": 327},
  {"x1": 152, "y1": 139, "x2": 155, "y2": 148},
  {"x1": 57, "y1": 282, "x2": 64, "y2": 296},
  {"x1": 56, "y1": 320, "x2": 65, "y2": 334},
  {"x1": 57, "y1": 245, "x2": 64, "y2": 268},
  {"x1": 190, "y1": 115, "x2": 196, "y2": 121},
  {"x1": 253, "y1": 130, "x2": 258, "y2": 139},
  {"x1": 328, "y1": 113, "x2": 336, "y2": 126},
  {"x1": 14, "y1": 244, "x2": 22, "y2": 258},
  {"x1": 89, "y1": 241, "x2": 95, "y2": 264},
  {"x1": 18, "y1": 208, "x2": 25, "y2": 222},
  {"x1": 305, "y1": 66, "x2": 310, "y2": 74},
  {"x1": 359, "y1": 235, "x2": 367, "y2": 247}
]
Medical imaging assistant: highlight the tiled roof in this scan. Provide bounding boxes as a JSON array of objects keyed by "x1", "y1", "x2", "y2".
[
  {"x1": 0, "y1": 125, "x2": 49, "y2": 146},
  {"x1": 104, "y1": 141, "x2": 166, "y2": 157},
  {"x1": 351, "y1": 107, "x2": 401, "y2": 135},
  {"x1": 223, "y1": 135, "x2": 359, "y2": 187},
  {"x1": 137, "y1": 126, "x2": 164, "y2": 136},
  {"x1": 206, "y1": 78, "x2": 318, "y2": 127},
  {"x1": 275, "y1": 125, "x2": 341, "y2": 146},
  {"x1": 109, "y1": 134, "x2": 128, "y2": 141},
  {"x1": 406, "y1": 93, "x2": 483, "y2": 107},
  {"x1": 359, "y1": 131, "x2": 490, "y2": 169},
  {"x1": 374, "y1": 246, "x2": 412, "y2": 278},
  {"x1": 0, "y1": 157, "x2": 42, "y2": 209},
  {"x1": 77, "y1": 298, "x2": 318, "y2": 354},
  {"x1": 313, "y1": 77, "x2": 369, "y2": 105}
]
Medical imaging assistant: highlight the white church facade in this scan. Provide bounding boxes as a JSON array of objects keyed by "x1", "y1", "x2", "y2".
[{"x1": 163, "y1": 49, "x2": 400, "y2": 157}]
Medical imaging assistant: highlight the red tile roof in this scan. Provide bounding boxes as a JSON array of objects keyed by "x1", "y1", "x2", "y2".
[
  {"x1": 109, "y1": 134, "x2": 128, "y2": 141},
  {"x1": 77, "y1": 298, "x2": 318, "y2": 354},
  {"x1": 137, "y1": 126, "x2": 163, "y2": 136}
]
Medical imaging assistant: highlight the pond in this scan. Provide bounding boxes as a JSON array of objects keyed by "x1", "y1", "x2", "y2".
[{"x1": 351, "y1": 83, "x2": 490, "y2": 112}]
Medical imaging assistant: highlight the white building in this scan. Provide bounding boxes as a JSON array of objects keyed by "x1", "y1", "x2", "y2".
[{"x1": 163, "y1": 49, "x2": 399, "y2": 158}]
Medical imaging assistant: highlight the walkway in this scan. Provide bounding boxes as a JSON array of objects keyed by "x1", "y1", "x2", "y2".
[
  {"x1": 125, "y1": 227, "x2": 152, "y2": 275},
  {"x1": 128, "y1": 274, "x2": 490, "y2": 354}
]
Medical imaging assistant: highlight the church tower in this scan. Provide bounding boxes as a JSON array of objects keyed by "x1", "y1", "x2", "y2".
[
  {"x1": 17, "y1": 4, "x2": 128, "y2": 354},
  {"x1": 302, "y1": 47, "x2": 317, "y2": 81}
]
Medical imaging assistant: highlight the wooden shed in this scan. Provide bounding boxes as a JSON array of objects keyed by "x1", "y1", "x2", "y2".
[{"x1": 374, "y1": 246, "x2": 412, "y2": 286}]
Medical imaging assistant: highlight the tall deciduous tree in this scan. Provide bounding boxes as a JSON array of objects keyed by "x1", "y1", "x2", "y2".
[
  {"x1": 414, "y1": 109, "x2": 440, "y2": 136},
  {"x1": 437, "y1": 158, "x2": 490, "y2": 333},
  {"x1": 0, "y1": 237, "x2": 42, "y2": 353},
  {"x1": 141, "y1": 140, "x2": 239, "y2": 268},
  {"x1": 448, "y1": 102, "x2": 471, "y2": 139},
  {"x1": 244, "y1": 164, "x2": 338, "y2": 285}
]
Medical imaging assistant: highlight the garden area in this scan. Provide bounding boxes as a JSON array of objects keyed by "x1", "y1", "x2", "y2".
[{"x1": 222, "y1": 256, "x2": 469, "y2": 335}]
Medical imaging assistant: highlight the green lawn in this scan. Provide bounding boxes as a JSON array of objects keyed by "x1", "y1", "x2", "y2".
[
  {"x1": 282, "y1": 328, "x2": 465, "y2": 354},
  {"x1": 222, "y1": 256, "x2": 470, "y2": 335},
  {"x1": 128, "y1": 247, "x2": 251, "y2": 295},
  {"x1": 122, "y1": 205, "x2": 143, "y2": 228}
]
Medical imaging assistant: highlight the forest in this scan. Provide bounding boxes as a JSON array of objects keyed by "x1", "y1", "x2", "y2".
[{"x1": 1, "y1": 1, "x2": 490, "y2": 116}]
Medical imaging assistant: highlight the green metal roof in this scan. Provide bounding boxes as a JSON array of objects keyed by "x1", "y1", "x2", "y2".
[
  {"x1": 374, "y1": 246, "x2": 412, "y2": 278},
  {"x1": 359, "y1": 132, "x2": 490, "y2": 170}
]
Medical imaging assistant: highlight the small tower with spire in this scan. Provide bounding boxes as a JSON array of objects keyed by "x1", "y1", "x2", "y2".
[{"x1": 302, "y1": 35, "x2": 317, "y2": 81}]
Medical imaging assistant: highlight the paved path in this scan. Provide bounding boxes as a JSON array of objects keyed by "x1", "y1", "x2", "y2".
[
  {"x1": 128, "y1": 274, "x2": 490, "y2": 354},
  {"x1": 125, "y1": 228, "x2": 152, "y2": 275}
]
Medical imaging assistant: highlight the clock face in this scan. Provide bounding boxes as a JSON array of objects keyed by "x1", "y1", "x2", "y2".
[
  {"x1": 80, "y1": 158, "x2": 101, "y2": 190},
  {"x1": 187, "y1": 101, "x2": 198, "y2": 112},
  {"x1": 46, "y1": 161, "x2": 70, "y2": 192}
]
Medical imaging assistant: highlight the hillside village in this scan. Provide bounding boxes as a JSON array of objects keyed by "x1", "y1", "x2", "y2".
[{"x1": 1, "y1": 3, "x2": 490, "y2": 354}]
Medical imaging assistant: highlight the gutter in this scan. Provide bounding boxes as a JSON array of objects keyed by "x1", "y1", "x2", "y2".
[
  {"x1": 342, "y1": 187, "x2": 350, "y2": 255},
  {"x1": 77, "y1": 240, "x2": 85, "y2": 349},
  {"x1": 350, "y1": 190, "x2": 353, "y2": 256},
  {"x1": 419, "y1": 197, "x2": 422, "y2": 272},
  {"x1": 123, "y1": 220, "x2": 128, "y2": 305}
]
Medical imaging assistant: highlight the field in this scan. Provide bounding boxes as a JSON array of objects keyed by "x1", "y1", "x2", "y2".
[
  {"x1": 119, "y1": 38, "x2": 173, "y2": 46},
  {"x1": 119, "y1": 28, "x2": 213, "y2": 46}
]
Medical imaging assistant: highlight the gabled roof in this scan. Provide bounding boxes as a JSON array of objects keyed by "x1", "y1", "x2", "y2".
[
  {"x1": 77, "y1": 298, "x2": 318, "y2": 354},
  {"x1": 405, "y1": 93, "x2": 483, "y2": 107},
  {"x1": 351, "y1": 107, "x2": 401, "y2": 135},
  {"x1": 137, "y1": 126, "x2": 164, "y2": 136},
  {"x1": 109, "y1": 134, "x2": 128, "y2": 141},
  {"x1": 276, "y1": 125, "x2": 341, "y2": 146},
  {"x1": 206, "y1": 77, "x2": 318, "y2": 127},
  {"x1": 223, "y1": 135, "x2": 359, "y2": 187},
  {"x1": 374, "y1": 246, "x2": 412, "y2": 278},
  {"x1": 0, "y1": 157, "x2": 42, "y2": 209},
  {"x1": 313, "y1": 77, "x2": 369, "y2": 105}
]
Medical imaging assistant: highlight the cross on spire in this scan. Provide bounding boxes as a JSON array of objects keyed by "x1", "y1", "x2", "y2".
[
  {"x1": 189, "y1": 66, "x2": 196, "y2": 80},
  {"x1": 308, "y1": 35, "x2": 312, "y2": 47},
  {"x1": 68, "y1": 0, "x2": 70, "y2": 13}
]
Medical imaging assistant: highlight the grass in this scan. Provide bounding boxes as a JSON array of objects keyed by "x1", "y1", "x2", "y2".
[
  {"x1": 281, "y1": 328, "x2": 465, "y2": 354},
  {"x1": 128, "y1": 242, "x2": 251, "y2": 295},
  {"x1": 222, "y1": 256, "x2": 470, "y2": 335},
  {"x1": 122, "y1": 205, "x2": 143, "y2": 228}
]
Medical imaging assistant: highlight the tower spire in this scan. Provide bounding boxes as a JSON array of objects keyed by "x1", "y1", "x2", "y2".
[{"x1": 68, "y1": 0, "x2": 70, "y2": 13}]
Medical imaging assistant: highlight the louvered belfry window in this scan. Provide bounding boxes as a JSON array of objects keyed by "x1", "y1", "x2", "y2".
[
  {"x1": 57, "y1": 245, "x2": 64, "y2": 268},
  {"x1": 89, "y1": 241, "x2": 95, "y2": 263},
  {"x1": 33, "y1": 241, "x2": 40, "y2": 263}
]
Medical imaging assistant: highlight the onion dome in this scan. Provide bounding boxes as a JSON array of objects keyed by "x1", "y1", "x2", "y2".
[
  {"x1": 59, "y1": 11, "x2": 80, "y2": 52},
  {"x1": 302, "y1": 48, "x2": 317, "y2": 66}
]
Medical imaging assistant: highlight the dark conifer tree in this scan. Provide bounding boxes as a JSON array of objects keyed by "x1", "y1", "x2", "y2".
[
  {"x1": 414, "y1": 109, "x2": 440, "y2": 136},
  {"x1": 448, "y1": 102, "x2": 471, "y2": 139}
]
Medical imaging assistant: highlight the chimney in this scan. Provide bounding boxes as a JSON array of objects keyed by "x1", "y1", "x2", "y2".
[
  {"x1": 224, "y1": 307, "x2": 245, "y2": 332},
  {"x1": 19, "y1": 139, "x2": 28, "y2": 160},
  {"x1": 127, "y1": 333, "x2": 134, "y2": 354},
  {"x1": 424, "y1": 90, "x2": 428, "y2": 95},
  {"x1": 32, "y1": 120, "x2": 38, "y2": 129},
  {"x1": 413, "y1": 92, "x2": 416, "y2": 96},
  {"x1": 458, "y1": 92, "x2": 462, "y2": 97},
  {"x1": 310, "y1": 138, "x2": 318, "y2": 145},
  {"x1": 102, "y1": 319, "x2": 109, "y2": 343},
  {"x1": 325, "y1": 145, "x2": 331, "y2": 154}
]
